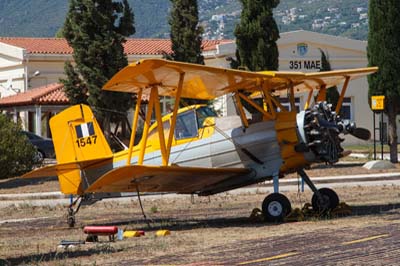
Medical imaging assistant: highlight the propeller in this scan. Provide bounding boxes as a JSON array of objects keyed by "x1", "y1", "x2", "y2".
[{"x1": 349, "y1": 127, "x2": 371, "y2": 141}]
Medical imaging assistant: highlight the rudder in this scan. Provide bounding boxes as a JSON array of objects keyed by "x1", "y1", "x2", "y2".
[{"x1": 50, "y1": 104, "x2": 113, "y2": 194}]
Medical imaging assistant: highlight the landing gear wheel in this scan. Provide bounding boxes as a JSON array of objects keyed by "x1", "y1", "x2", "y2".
[
  {"x1": 262, "y1": 193, "x2": 292, "y2": 222},
  {"x1": 311, "y1": 188, "x2": 339, "y2": 213},
  {"x1": 67, "y1": 207, "x2": 75, "y2": 228}
]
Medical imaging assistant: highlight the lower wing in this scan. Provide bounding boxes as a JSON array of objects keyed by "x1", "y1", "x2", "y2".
[{"x1": 86, "y1": 165, "x2": 250, "y2": 194}]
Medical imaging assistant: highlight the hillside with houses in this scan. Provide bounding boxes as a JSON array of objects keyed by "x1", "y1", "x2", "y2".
[{"x1": 0, "y1": 0, "x2": 368, "y2": 40}]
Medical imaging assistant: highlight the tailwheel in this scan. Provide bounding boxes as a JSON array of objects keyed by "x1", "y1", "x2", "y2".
[
  {"x1": 311, "y1": 188, "x2": 339, "y2": 213},
  {"x1": 67, "y1": 207, "x2": 76, "y2": 228},
  {"x1": 262, "y1": 193, "x2": 292, "y2": 223},
  {"x1": 66, "y1": 196, "x2": 83, "y2": 228}
]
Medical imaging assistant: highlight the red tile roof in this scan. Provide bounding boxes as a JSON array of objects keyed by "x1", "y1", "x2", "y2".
[
  {"x1": 0, "y1": 37, "x2": 233, "y2": 55},
  {"x1": 0, "y1": 82, "x2": 149, "y2": 108},
  {"x1": 0, "y1": 83, "x2": 69, "y2": 107}
]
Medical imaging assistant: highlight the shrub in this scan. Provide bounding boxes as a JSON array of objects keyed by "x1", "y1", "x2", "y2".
[{"x1": 0, "y1": 113, "x2": 39, "y2": 179}]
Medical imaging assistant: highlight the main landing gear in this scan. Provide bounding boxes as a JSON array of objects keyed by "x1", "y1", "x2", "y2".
[{"x1": 261, "y1": 169, "x2": 339, "y2": 222}]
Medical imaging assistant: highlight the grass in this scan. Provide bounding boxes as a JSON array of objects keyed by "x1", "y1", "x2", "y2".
[{"x1": 343, "y1": 143, "x2": 400, "y2": 153}]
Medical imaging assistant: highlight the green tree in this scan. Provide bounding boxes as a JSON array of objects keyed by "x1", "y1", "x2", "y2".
[
  {"x1": 168, "y1": 0, "x2": 205, "y2": 105},
  {"x1": 169, "y1": 0, "x2": 204, "y2": 65},
  {"x1": 319, "y1": 49, "x2": 339, "y2": 110},
  {"x1": 0, "y1": 114, "x2": 38, "y2": 179},
  {"x1": 61, "y1": 0, "x2": 135, "y2": 137},
  {"x1": 368, "y1": 0, "x2": 400, "y2": 163},
  {"x1": 234, "y1": 0, "x2": 280, "y2": 71}
]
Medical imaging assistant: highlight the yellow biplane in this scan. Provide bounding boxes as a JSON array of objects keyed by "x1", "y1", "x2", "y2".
[{"x1": 23, "y1": 59, "x2": 377, "y2": 226}]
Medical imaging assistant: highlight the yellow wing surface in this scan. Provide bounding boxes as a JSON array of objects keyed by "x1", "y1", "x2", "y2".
[
  {"x1": 86, "y1": 165, "x2": 250, "y2": 194},
  {"x1": 103, "y1": 58, "x2": 378, "y2": 98}
]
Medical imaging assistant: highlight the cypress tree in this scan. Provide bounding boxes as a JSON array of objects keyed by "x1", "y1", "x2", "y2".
[
  {"x1": 319, "y1": 49, "x2": 339, "y2": 111},
  {"x1": 168, "y1": 0, "x2": 205, "y2": 105},
  {"x1": 234, "y1": 0, "x2": 280, "y2": 71},
  {"x1": 62, "y1": 0, "x2": 135, "y2": 136},
  {"x1": 368, "y1": 0, "x2": 400, "y2": 163},
  {"x1": 169, "y1": 0, "x2": 204, "y2": 65}
]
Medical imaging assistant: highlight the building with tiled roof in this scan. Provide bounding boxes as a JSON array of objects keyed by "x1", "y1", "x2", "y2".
[
  {"x1": 0, "y1": 83, "x2": 67, "y2": 107},
  {"x1": 0, "y1": 37, "x2": 231, "y2": 56},
  {"x1": 0, "y1": 83, "x2": 68, "y2": 136},
  {"x1": 0, "y1": 37, "x2": 233, "y2": 136},
  {"x1": 0, "y1": 37, "x2": 233, "y2": 98},
  {"x1": 0, "y1": 32, "x2": 385, "y2": 143}
]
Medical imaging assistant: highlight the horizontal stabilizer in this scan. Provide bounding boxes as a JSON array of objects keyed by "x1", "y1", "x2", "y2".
[
  {"x1": 86, "y1": 165, "x2": 250, "y2": 194},
  {"x1": 22, "y1": 157, "x2": 113, "y2": 179}
]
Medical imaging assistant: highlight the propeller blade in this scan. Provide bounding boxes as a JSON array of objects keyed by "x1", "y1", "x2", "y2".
[{"x1": 350, "y1": 127, "x2": 371, "y2": 140}]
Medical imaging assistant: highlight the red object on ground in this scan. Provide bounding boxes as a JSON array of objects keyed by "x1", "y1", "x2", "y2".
[{"x1": 83, "y1": 226, "x2": 118, "y2": 235}]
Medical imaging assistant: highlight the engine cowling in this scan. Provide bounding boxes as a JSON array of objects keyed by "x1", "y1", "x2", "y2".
[{"x1": 296, "y1": 101, "x2": 370, "y2": 164}]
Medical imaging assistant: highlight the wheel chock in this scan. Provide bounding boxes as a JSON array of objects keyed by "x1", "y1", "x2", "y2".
[
  {"x1": 155, "y1": 230, "x2": 170, "y2": 237},
  {"x1": 123, "y1": 230, "x2": 145, "y2": 238},
  {"x1": 301, "y1": 203, "x2": 316, "y2": 217},
  {"x1": 331, "y1": 202, "x2": 352, "y2": 217},
  {"x1": 285, "y1": 208, "x2": 304, "y2": 222},
  {"x1": 249, "y1": 208, "x2": 264, "y2": 222}
]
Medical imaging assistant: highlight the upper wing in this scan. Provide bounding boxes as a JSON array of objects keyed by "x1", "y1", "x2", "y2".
[
  {"x1": 103, "y1": 59, "x2": 377, "y2": 99},
  {"x1": 274, "y1": 67, "x2": 379, "y2": 96},
  {"x1": 86, "y1": 165, "x2": 250, "y2": 194},
  {"x1": 103, "y1": 59, "x2": 281, "y2": 99}
]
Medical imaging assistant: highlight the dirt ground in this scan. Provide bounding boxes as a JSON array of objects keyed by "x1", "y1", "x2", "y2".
[
  {"x1": 1, "y1": 179, "x2": 400, "y2": 265},
  {"x1": 1, "y1": 160, "x2": 400, "y2": 265}
]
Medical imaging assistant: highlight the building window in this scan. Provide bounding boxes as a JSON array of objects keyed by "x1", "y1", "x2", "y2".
[
  {"x1": 339, "y1": 97, "x2": 352, "y2": 120},
  {"x1": 279, "y1": 97, "x2": 301, "y2": 112}
]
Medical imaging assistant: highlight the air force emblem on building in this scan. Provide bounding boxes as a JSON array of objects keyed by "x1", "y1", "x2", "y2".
[{"x1": 297, "y1": 43, "x2": 308, "y2": 56}]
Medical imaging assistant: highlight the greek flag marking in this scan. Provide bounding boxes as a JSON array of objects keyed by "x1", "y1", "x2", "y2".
[{"x1": 75, "y1": 122, "x2": 95, "y2": 138}]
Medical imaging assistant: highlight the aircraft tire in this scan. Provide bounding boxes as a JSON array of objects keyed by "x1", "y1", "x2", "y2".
[
  {"x1": 311, "y1": 188, "x2": 339, "y2": 213},
  {"x1": 262, "y1": 193, "x2": 292, "y2": 223}
]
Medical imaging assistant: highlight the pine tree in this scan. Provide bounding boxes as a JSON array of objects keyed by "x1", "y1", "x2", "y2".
[
  {"x1": 319, "y1": 49, "x2": 339, "y2": 111},
  {"x1": 234, "y1": 0, "x2": 280, "y2": 71},
  {"x1": 368, "y1": 0, "x2": 400, "y2": 163},
  {"x1": 62, "y1": 0, "x2": 135, "y2": 136},
  {"x1": 169, "y1": 0, "x2": 204, "y2": 65}
]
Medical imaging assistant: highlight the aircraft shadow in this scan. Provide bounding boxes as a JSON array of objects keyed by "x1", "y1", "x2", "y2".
[
  {"x1": 311, "y1": 162, "x2": 364, "y2": 169},
  {"x1": 350, "y1": 203, "x2": 400, "y2": 217},
  {"x1": 86, "y1": 215, "x2": 270, "y2": 232},
  {"x1": 86, "y1": 202, "x2": 400, "y2": 232},
  {"x1": 3, "y1": 246, "x2": 122, "y2": 266}
]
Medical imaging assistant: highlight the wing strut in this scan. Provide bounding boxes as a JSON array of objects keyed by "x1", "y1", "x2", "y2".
[
  {"x1": 335, "y1": 76, "x2": 350, "y2": 114},
  {"x1": 136, "y1": 72, "x2": 185, "y2": 166},
  {"x1": 126, "y1": 88, "x2": 143, "y2": 166},
  {"x1": 304, "y1": 86, "x2": 314, "y2": 110},
  {"x1": 138, "y1": 87, "x2": 156, "y2": 165},
  {"x1": 166, "y1": 72, "x2": 185, "y2": 164}
]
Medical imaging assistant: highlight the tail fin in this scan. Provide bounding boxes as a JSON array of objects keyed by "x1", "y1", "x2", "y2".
[{"x1": 50, "y1": 104, "x2": 113, "y2": 194}]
